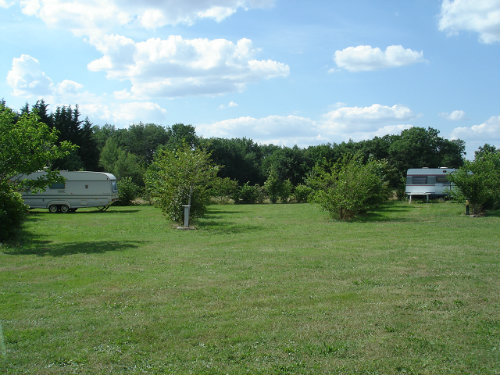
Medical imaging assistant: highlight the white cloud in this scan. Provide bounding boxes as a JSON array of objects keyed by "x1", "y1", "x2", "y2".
[
  {"x1": 439, "y1": 0, "x2": 500, "y2": 44},
  {"x1": 0, "y1": 0, "x2": 14, "y2": 8},
  {"x1": 6, "y1": 54, "x2": 53, "y2": 97},
  {"x1": 322, "y1": 104, "x2": 415, "y2": 131},
  {"x1": 450, "y1": 115, "x2": 500, "y2": 156},
  {"x1": 87, "y1": 35, "x2": 289, "y2": 98},
  {"x1": 81, "y1": 101, "x2": 168, "y2": 126},
  {"x1": 15, "y1": 1, "x2": 286, "y2": 98},
  {"x1": 440, "y1": 109, "x2": 465, "y2": 121},
  {"x1": 218, "y1": 101, "x2": 238, "y2": 109},
  {"x1": 197, "y1": 104, "x2": 415, "y2": 146},
  {"x1": 197, "y1": 115, "x2": 316, "y2": 144},
  {"x1": 6, "y1": 54, "x2": 167, "y2": 127},
  {"x1": 18, "y1": 0, "x2": 274, "y2": 34},
  {"x1": 334, "y1": 45, "x2": 425, "y2": 72}
]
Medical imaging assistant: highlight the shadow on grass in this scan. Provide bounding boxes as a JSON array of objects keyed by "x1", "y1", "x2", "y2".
[
  {"x1": 196, "y1": 221, "x2": 264, "y2": 234},
  {"x1": 345, "y1": 202, "x2": 415, "y2": 223},
  {"x1": 3, "y1": 235, "x2": 143, "y2": 257},
  {"x1": 29, "y1": 209, "x2": 140, "y2": 215},
  {"x1": 485, "y1": 209, "x2": 500, "y2": 217},
  {"x1": 196, "y1": 208, "x2": 263, "y2": 234}
]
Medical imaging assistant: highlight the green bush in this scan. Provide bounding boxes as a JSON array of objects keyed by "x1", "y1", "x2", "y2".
[
  {"x1": 237, "y1": 182, "x2": 264, "y2": 204},
  {"x1": 145, "y1": 146, "x2": 219, "y2": 224},
  {"x1": 0, "y1": 183, "x2": 27, "y2": 242},
  {"x1": 294, "y1": 184, "x2": 313, "y2": 203},
  {"x1": 264, "y1": 169, "x2": 293, "y2": 203},
  {"x1": 278, "y1": 179, "x2": 293, "y2": 203},
  {"x1": 211, "y1": 177, "x2": 239, "y2": 203},
  {"x1": 309, "y1": 153, "x2": 390, "y2": 220},
  {"x1": 117, "y1": 177, "x2": 140, "y2": 206},
  {"x1": 448, "y1": 150, "x2": 500, "y2": 214}
]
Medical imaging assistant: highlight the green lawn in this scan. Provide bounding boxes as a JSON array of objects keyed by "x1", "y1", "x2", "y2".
[{"x1": 1, "y1": 202, "x2": 499, "y2": 374}]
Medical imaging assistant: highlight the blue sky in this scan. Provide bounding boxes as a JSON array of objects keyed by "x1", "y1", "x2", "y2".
[{"x1": 1, "y1": 0, "x2": 499, "y2": 157}]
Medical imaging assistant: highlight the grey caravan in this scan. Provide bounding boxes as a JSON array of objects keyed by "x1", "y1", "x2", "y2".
[
  {"x1": 19, "y1": 171, "x2": 118, "y2": 213},
  {"x1": 405, "y1": 167, "x2": 456, "y2": 202}
]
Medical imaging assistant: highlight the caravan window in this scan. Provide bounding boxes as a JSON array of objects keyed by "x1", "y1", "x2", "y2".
[
  {"x1": 436, "y1": 175, "x2": 449, "y2": 183},
  {"x1": 111, "y1": 180, "x2": 118, "y2": 192},
  {"x1": 49, "y1": 182, "x2": 65, "y2": 189},
  {"x1": 411, "y1": 176, "x2": 427, "y2": 184}
]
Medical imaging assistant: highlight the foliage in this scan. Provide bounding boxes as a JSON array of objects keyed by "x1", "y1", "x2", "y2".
[
  {"x1": 263, "y1": 145, "x2": 309, "y2": 186},
  {"x1": 145, "y1": 146, "x2": 219, "y2": 223},
  {"x1": 236, "y1": 182, "x2": 265, "y2": 204},
  {"x1": 388, "y1": 127, "x2": 465, "y2": 174},
  {"x1": 117, "y1": 177, "x2": 140, "y2": 206},
  {"x1": 263, "y1": 169, "x2": 281, "y2": 203},
  {"x1": 263, "y1": 168, "x2": 294, "y2": 204},
  {"x1": 448, "y1": 149, "x2": 500, "y2": 214},
  {"x1": 0, "y1": 182, "x2": 27, "y2": 241},
  {"x1": 201, "y1": 137, "x2": 265, "y2": 185},
  {"x1": 294, "y1": 184, "x2": 313, "y2": 203},
  {"x1": 309, "y1": 153, "x2": 390, "y2": 220},
  {"x1": 211, "y1": 177, "x2": 239, "y2": 203},
  {"x1": 0, "y1": 103, "x2": 75, "y2": 190},
  {"x1": 99, "y1": 138, "x2": 144, "y2": 185},
  {"x1": 3, "y1": 100, "x2": 471, "y2": 203},
  {"x1": 0, "y1": 102, "x2": 75, "y2": 240},
  {"x1": 278, "y1": 179, "x2": 293, "y2": 203}
]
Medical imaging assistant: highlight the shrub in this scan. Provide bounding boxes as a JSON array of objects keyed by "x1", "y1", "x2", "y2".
[
  {"x1": 264, "y1": 169, "x2": 293, "y2": 203},
  {"x1": 309, "y1": 153, "x2": 390, "y2": 220},
  {"x1": 278, "y1": 179, "x2": 293, "y2": 203},
  {"x1": 211, "y1": 177, "x2": 239, "y2": 203},
  {"x1": 117, "y1": 177, "x2": 140, "y2": 206},
  {"x1": 237, "y1": 182, "x2": 264, "y2": 204},
  {"x1": 448, "y1": 150, "x2": 500, "y2": 214},
  {"x1": 294, "y1": 184, "x2": 313, "y2": 203},
  {"x1": 145, "y1": 146, "x2": 219, "y2": 224},
  {"x1": 0, "y1": 182, "x2": 27, "y2": 242}
]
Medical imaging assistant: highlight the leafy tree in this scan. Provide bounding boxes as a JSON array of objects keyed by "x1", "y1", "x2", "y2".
[
  {"x1": 145, "y1": 146, "x2": 219, "y2": 224},
  {"x1": 263, "y1": 168, "x2": 293, "y2": 203},
  {"x1": 389, "y1": 127, "x2": 464, "y2": 172},
  {"x1": 166, "y1": 124, "x2": 198, "y2": 151},
  {"x1": 235, "y1": 182, "x2": 265, "y2": 204},
  {"x1": 263, "y1": 146, "x2": 308, "y2": 186},
  {"x1": 309, "y1": 153, "x2": 389, "y2": 220},
  {"x1": 294, "y1": 184, "x2": 313, "y2": 203},
  {"x1": 448, "y1": 150, "x2": 500, "y2": 214},
  {"x1": 117, "y1": 177, "x2": 140, "y2": 206},
  {"x1": 202, "y1": 137, "x2": 265, "y2": 185},
  {"x1": 99, "y1": 138, "x2": 144, "y2": 185},
  {"x1": 211, "y1": 177, "x2": 239, "y2": 203},
  {"x1": 263, "y1": 169, "x2": 281, "y2": 203},
  {"x1": 475, "y1": 144, "x2": 499, "y2": 158},
  {"x1": 0, "y1": 103, "x2": 75, "y2": 240},
  {"x1": 121, "y1": 123, "x2": 169, "y2": 164}
]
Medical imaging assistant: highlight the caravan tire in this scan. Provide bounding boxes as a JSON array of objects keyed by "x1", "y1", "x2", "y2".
[
  {"x1": 60, "y1": 205, "x2": 70, "y2": 213},
  {"x1": 49, "y1": 205, "x2": 58, "y2": 213}
]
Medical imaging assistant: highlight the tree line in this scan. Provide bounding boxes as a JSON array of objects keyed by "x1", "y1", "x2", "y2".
[{"x1": 16, "y1": 100, "x2": 467, "y2": 191}]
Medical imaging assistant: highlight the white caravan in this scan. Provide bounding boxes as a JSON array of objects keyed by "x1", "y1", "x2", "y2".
[
  {"x1": 405, "y1": 168, "x2": 456, "y2": 202},
  {"x1": 17, "y1": 171, "x2": 118, "y2": 213}
]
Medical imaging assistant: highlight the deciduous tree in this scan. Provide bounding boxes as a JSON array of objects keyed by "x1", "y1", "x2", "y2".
[{"x1": 145, "y1": 146, "x2": 219, "y2": 224}]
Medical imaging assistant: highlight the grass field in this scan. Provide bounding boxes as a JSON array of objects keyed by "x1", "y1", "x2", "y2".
[{"x1": 1, "y1": 201, "x2": 499, "y2": 374}]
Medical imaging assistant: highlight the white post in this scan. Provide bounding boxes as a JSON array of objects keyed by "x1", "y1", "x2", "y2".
[
  {"x1": 183, "y1": 205, "x2": 190, "y2": 227},
  {"x1": 182, "y1": 186, "x2": 193, "y2": 228}
]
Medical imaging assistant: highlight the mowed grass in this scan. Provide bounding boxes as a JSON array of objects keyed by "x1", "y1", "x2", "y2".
[{"x1": 0, "y1": 202, "x2": 499, "y2": 374}]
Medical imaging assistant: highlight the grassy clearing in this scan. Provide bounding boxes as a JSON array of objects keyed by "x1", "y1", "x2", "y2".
[{"x1": 1, "y1": 201, "x2": 499, "y2": 374}]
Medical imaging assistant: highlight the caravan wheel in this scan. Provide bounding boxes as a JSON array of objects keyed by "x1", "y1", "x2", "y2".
[
  {"x1": 60, "y1": 205, "x2": 70, "y2": 213},
  {"x1": 49, "y1": 205, "x2": 58, "y2": 213}
]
